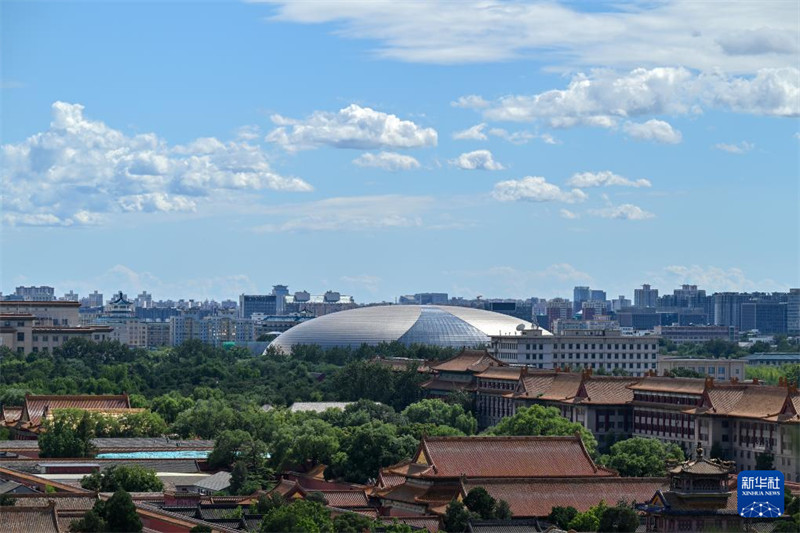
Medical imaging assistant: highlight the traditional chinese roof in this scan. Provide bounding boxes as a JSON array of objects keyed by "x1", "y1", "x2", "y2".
[
  {"x1": 576, "y1": 377, "x2": 638, "y2": 405},
  {"x1": 413, "y1": 436, "x2": 615, "y2": 479},
  {"x1": 2, "y1": 406, "x2": 23, "y2": 424},
  {"x1": 320, "y1": 490, "x2": 370, "y2": 508},
  {"x1": 0, "y1": 503, "x2": 60, "y2": 533},
  {"x1": 692, "y1": 383, "x2": 800, "y2": 423},
  {"x1": 420, "y1": 378, "x2": 476, "y2": 392},
  {"x1": 669, "y1": 445, "x2": 734, "y2": 476},
  {"x1": 20, "y1": 394, "x2": 133, "y2": 427},
  {"x1": 430, "y1": 350, "x2": 505, "y2": 373},
  {"x1": 381, "y1": 515, "x2": 441, "y2": 533},
  {"x1": 643, "y1": 489, "x2": 739, "y2": 515},
  {"x1": 516, "y1": 373, "x2": 557, "y2": 398},
  {"x1": 628, "y1": 377, "x2": 707, "y2": 394},
  {"x1": 475, "y1": 366, "x2": 523, "y2": 381},
  {"x1": 461, "y1": 477, "x2": 669, "y2": 518}
]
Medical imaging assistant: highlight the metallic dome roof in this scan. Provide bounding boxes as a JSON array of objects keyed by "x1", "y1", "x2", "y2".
[{"x1": 269, "y1": 305, "x2": 546, "y2": 353}]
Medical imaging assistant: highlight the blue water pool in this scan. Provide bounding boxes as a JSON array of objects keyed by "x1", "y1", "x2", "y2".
[{"x1": 96, "y1": 450, "x2": 210, "y2": 459}]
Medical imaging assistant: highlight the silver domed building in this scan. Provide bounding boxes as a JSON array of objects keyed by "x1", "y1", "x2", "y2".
[{"x1": 268, "y1": 305, "x2": 546, "y2": 353}]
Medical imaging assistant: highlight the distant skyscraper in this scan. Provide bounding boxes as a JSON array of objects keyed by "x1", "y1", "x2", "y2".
[
  {"x1": 573, "y1": 286, "x2": 591, "y2": 314},
  {"x1": 87, "y1": 290, "x2": 104, "y2": 308},
  {"x1": 135, "y1": 291, "x2": 153, "y2": 309},
  {"x1": 62, "y1": 290, "x2": 79, "y2": 302},
  {"x1": 415, "y1": 293, "x2": 449, "y2": 305},
  {"x1": 239, "y1": 294, "x2": 278, "y2": 318},
  {"x1": 714, "y1": 292, "x2": 744, "y2": 329},
  {"x1": 634, "y1": 284, "x2": 659, "y2": 308},
  {"x1": 612, "y1": 295, "x2": 631, "y2": 312},
  {"x1": 15, "y1": 286, "x2": 55, "y2": 301},
  {"x1": 740, "y1": 302, "x2": 787, "y2": 334},
  {"x1": 272, "y1": 285, "x2": 290, "y2": 314},
  {"x1": 590, "y1": 289, "x2": 607, "y2": 302},
  {"x1": 547, "y1": 298, "x2": 573, "y2": 326},
  {"x1": 788, "y1": 289, "x2": 800, "y2": 335}
]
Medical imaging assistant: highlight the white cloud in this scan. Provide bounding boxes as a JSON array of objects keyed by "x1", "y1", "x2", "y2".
[
  {"x1": 451, "y1": 95, "x2": 489, "y2": 108},
  {"x1": 266, "y1": 104, "x2": 437, "y2": 151},
  {"x1": 487, "y1": 128, "x2": 535, "y2": 145},
  {"x1": 714, "y1": 141, "x2": 754, "y2": 154},
  {"x1": 254, "y1": 195, "x2": 435, "y2": 232},
  {"x1": 623, "y1": 119, "x2": 683, "y2": 144},
  {"x1": 492, "y1": 176, "x2": 588, "y2": 203},
  {"x1": 262, "y1": 1, "x2": 798, "y2": 72},
  {"x1": 341, "y1": 274, "x2": 382, "y2": 294},
  {"x1": 471, "y1": 67, "x2": 798, "y2": 129},
  {"x1": 716, "y1": 28, "x2": 798, "y2": 56},
  {"x1": 567, "y1": 171, "x2": 651, "y2": 188},
  {"x1": 453, "y1": 123, "x2": 488, "y2": 141},
  {"x1": 451, "y1": 150, "x2": 505, "y2": 171},
  {"x1": 353, "y1": 151, "x2": 420, "y2": 171},
  {"x1": 1, "y1": 102, "x2": 312, "y2": 227},
  {"x1": 560, "y1": 209, "x2": 579, "y2": 219},
  {"x1": 660, "y1": 265, "x2": 790, "y2": 293},
  {"x1": 590, "y1": 203, "x2": 655, "y2": 220}
]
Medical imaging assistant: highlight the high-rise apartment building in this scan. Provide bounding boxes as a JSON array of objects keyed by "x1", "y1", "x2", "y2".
[
  {"x1": 714, "y1": 292, "x2": 744, "y2": 329},
  {"x1": 611, "y1": 295, "x2": 632, "y2": 311},
  {"x1": 86, "y1": 291, "x2": 104, "y2": 308},
  {"x1": 14, "y1": 286, "x2": 55, "y2": 301},
  {"x1": 788, "y1": 289, "x2": 800, "y2": 335},
  {"x1": 634, "y1": 284, "x2": 659, "y2": 308}
]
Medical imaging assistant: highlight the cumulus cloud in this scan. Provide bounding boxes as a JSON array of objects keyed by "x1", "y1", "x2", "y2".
[
  {"x1": 714, "y1": 141, "x2": 754, "y2": 154},
  {"x1": 469, "y1": 67, "x2": 798, "y2": 129},
  {"x1": 263, "y1": 1, "x2": 797, "y2": 72},
  {"x1": 488, "y1": 128, "x2": 537, "y2": 145},
  {"x1": 567, "y1": 171, "x2": 651, "y2": 188},
  {"x1": 623, "y1": 119, "x2": 683, "y2": 144},
  {"x1": 492, "y1": 176, "x2": 588, "y2": 203},
  {"x1": 266, "y1": 104, "x2": 437, "y2": 151},
  {"x1": 353, "y1": 151, "x2": 420, "y2": 171},
  {"x1": 590, "y1": 203, "x2": 655, "y2": 220},
  {"x1": 451, "y1": 95, "x2": 490, "y2": 108},
  {"x1": 254, "y1": 195, "x2": 435, "y2": 232},
  {"x1": 1, "y1": 102, "x2": 312, "y2": 227},
  {"x1": 453, "y1": 123, "x2": 488, "y2": 140},
  {"x1": 560, "y1": 209, "x2": 579, "y2": 219},
  {"x1": 451, "y1": 150, "x2": 505, "y2": 171},
  {"x1": 716, "y1": 28, "x2": 798, "y2": 56}
]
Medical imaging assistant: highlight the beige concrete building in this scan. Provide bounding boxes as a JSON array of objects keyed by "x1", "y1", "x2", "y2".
[{"x1": 657, "y1": 357, "x2": 746, "y2": 380}]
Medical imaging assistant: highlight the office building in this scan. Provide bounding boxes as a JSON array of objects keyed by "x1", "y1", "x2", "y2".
[
  {"x1": 714, "y1": 292, "x2": 744, "y2": 329},
  {"x1": 653, "y1": 325, "x2": 738, "y2": 345},
  {"x1": 573, "y1": 286, "x2": 591, "y2": 315},
  {"x1": 86, "y1": 290, "x2": 104, "y2": 308},
  {"x1": 13, "y1": 286, "x2": 55, "y2": 301},
  {"x1": 656, "y1": 357, "x2": 746, "y2": 380},
  {"x1": 740, "y1": 301, "x2": 787, "y2": 334},
  {"x1": 611, "y1": 295, "x2": 631, "y2": 312},
  {"x1": 239, "y1": 294, "x2": 279, "y2": 318}
]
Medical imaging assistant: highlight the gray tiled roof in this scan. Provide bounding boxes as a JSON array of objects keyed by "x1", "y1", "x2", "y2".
[{"x1": 192, "y1": 471, "x2": 232, "y2": 492}]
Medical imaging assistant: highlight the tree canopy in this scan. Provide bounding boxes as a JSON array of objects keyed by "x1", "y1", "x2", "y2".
[
  {"x1": 80, "y1": 465, "x2": 163, "y2": 492},
  {"x1": 598, "y1": 437, "x2": 684, "y2": 477}
]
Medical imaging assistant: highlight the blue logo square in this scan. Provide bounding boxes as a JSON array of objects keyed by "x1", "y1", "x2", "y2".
[{"x1": 738, "y1": 470, "x2": 784, "y2": 518}]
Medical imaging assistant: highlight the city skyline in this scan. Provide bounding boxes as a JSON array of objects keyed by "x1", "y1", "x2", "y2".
[{"x1": 2, "y1": 1, "x2": 798, "y2": 303}]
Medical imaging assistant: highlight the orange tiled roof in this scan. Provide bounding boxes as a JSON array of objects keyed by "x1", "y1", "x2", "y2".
[
  {"x1": 13, "y1": 492, "x2": 99, "y2": 511},
  {"x1": 537, "y1": 373, "x2": 583, "y2": 401},
  {"x1": 462, "y1": 477, "x2": 669, "y2": 517},
  {"x1": 415, "y1": 436, "x2": 615, "y2": 479},
  {"x1": 317, "y1": 490, "x2": 369, "y2": 508},
  {"x1": 577, "y1": 377, "x2": 638, "y2": 405},
  {"x1": 475, "y1": 366, "x2": 523, "y2": 381},
  {"x1": 381, "y1": 515, "x2": 441, "y2": 533},
  {"x1": 22, "y1": 394, "x2": 133, "y2": 426},
  {"x1": 695, "y1": 384, "x2": 800, "y2": 422},
  {"x1": 2, "y1": 406, "x2": 23, "y2": 424},
  {"x1": 628, "y1": 377, "x2": 707, "y2": 394},
  {"x1": 430, "y1": 350, "x2": 505, "y2": 373},
  {"x1": 420, "y1": 379, "x2": 475, "y2": 392},
  {"x1": 516, "y1": 373, "x2": 557, "y2": 398}
]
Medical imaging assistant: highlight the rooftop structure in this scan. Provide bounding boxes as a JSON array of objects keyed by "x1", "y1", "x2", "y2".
[
  {"x1": 269, "y1": 305, "x2": 534, "y2": 353},
  {"x1": 742, "y1": 352, "x2": 800, "y2": 366}
]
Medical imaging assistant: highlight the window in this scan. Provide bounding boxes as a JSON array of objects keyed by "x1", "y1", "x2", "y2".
[
  {"x1": 33, "y1": 335, "x2": 39, "y2": 341},
  {"x1": 42, "y1": 335, "x2": 49, "y2": 342},
  {"x1": 32, "y1": 347, "x2": 38, "y2": 353},
  {"x1": 16, "y1": 332, "x2": 24, "y2": 341},
  {"x1": 16, "y1": 321, "x2": 24, "y2": 327}
]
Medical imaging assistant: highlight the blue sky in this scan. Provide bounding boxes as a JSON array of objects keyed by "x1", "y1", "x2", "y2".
[{"x1": 2, "y1": 1, "x2": 798, "y2": 302}]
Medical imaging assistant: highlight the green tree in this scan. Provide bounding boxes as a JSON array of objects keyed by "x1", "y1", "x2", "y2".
[
  {"x1": 568, "y1": 511, "x2": 600, "y2": 532},
  {"x1": 443, "y1": 500, "x2": 475, "y2": 533},
  {"x1": 272, "y1": 418, "x2": 341, "y2": 471},
  {"x1": 668, "y1": 367, "x2": 705, "y2": 378},
  {"x1": 598, "y1": 504, "x2": 639, "y2": 532},
  {"x1": 485, "y1": 404, "x2": 598, "y2": 456},
  {"x1": 39, "y1": 409, "x2": 97, "y2": 458},
  {"x1": 547, "y1": 506, "x2": 578, "y2": 529},
  {"x1": 150, "y1": 392, "x2": 195, "y2": 424},
  {"x1": 332, "y1": 512, "x2": 376, "y2": 533},
  {"x1": 756, "y1": 451, "x2": 775, "y2": 470},
  {"x1": 71, "y1": 489, "x2": 142, "y2": 532},
  {"x1": 402, "y1": 399, "x2": 477, "y2": 435},
  {"x1": 260, "y1": 500, "x2": 333, "y2": 533},
  {"x1": 598, "y1": 437, "x2": 684, "y2": 477},
  {"x1": 495, "y1": 499, "x2": 512, "y2": 520},
  {"x1": 0, "y1": 493, "x2": 16, "y2": 506},
  {"x1": 250, "y1": 492, "x2": 285, "y2": 515},
  {"x1": 326, "y1": 421, "x2": 417, "y2": 484},
  {"x1": 464, "y1": 487, "x2": 496, "y2": 519},
  {"x1": 80, "y1": 465, "x2": 163, "y2": 492},
  {"x1": 207, "y1": 429, "x2": 255, "y2": 468},
  {"x1": 104, "y1": 489, "x2": 143, "y2": 532}
]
